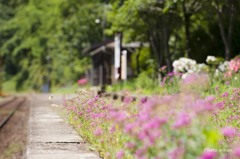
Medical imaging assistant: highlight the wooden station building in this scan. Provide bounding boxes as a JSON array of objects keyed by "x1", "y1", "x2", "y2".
[{"x1": 84, "y1": 36, "x2": 147, "y2": 88}]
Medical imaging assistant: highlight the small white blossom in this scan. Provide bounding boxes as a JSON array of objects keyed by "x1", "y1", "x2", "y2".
[
  {"x1": 206, "y1": 56, "x2": 217, "y2": 64},
  {"x1": 218, "y1": 61, "x2": 229, "y2": 72},
  {"x1": 173, "y1": 58, "x2": 197, "y2": 73}
]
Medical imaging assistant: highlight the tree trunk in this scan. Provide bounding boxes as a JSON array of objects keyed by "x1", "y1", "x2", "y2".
[
  {"x1": 217, "y1": 11, "x2": 231, "y2": 60},
  {"x1": 214, "y1": 0, "x2": 236, "y2": 60},
  {"x1": 162, "y1": 16, "x2": 172, "y2": 72},
  {"x1": 182, "y1": 0, "x2": 191, "y2": 58},
  {"x1": 184, "y1": 15, "x2": 191, "y2": 58}
]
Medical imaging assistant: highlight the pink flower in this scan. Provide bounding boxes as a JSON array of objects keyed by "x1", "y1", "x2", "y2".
[
  {"x1": 140, "y1": 97, "x2": 148, "y2": 104},
  {"x1": 173, "y1": 112, "x2": 191, "y2": 128},
  {"x1": 94, "y1": 127, "x2": 103, "y2": 136},
  {"x1": 229, "y1": 57, "x2": 240, "y2": 73},
  {"x1": 123, "y1": 96, "x2": 133, "y2": 104},
  {"x1": 116, "y1": 150, "x2": 125, "y2": 159},
  {"x1": 142, "y1": 117, "x2": 167, "y2": 130},
  {"x1": 191, "y1": 96, "x2": 216, "y2": 113},
  {"x1": 183, "y1": 73, "x2": 198, "y2": 84},
  {"x1": 125, "y1": 142, "x2": 135, "y2": 149},
  {"x1": 168, "y1": 147, "x2": 185, "y2": 159},
  {"x1": 233, "y1": 147, "x2": 240, "y2": 157},
  {"x1": 124, "y1": 123, "x2": 136, "y2": 133},
  {"x1": 160, "y1": 65, "x2": 167, "y2": 72},
  {"x1": 148, "y1": 129, "x2": 161, "y2": 144},
  {"x1": 135, "y1": 148, "x2": 147, "y2": 158},
  {"x1": 225, "y1": 81, "x2": 230, "y2": 85},
  {"x1": 221, "y1": 92, "x2": 229, "y2": 97},
  {"x1": 138, "y1": 131, "x2": 147, "y2": 141},
  {"x1": 199, "y1": 151, "x2": 217, "y2": 159},
  {"x1": 109, "y1": 111, "x2": 128, "y2": 122},
  {"x1": 77, "y1": 78, "x2": 88, "y2": 85},
  {"x1": 221, "y1": 127, "x2": 236, "y2": 137},
  {"x1": 216, "y1": 101, "x2": 224, "y2": 109},
  {"x1": 110, "y1": 125, "x2": 116, "y2": 133}
]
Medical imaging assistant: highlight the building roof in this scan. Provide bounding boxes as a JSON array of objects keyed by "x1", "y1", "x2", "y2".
[
  {"x1": 83, "y1": 39, "x2": 149, "y2": 56},
  {"x1": 83, "y1": 39, "x2": 114, "y2": 55}
]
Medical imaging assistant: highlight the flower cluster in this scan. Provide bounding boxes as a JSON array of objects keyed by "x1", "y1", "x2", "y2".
[
  {"x1": 206, "y1": 56, "x2": 224, "y2": 65},
  {"x1": 64, "y1": 88, "x2": 239, "y2": 159},
  {"x1": 173, "y1": 57, "x2": 208, "y2": 79},
  {"x1": 173, "y1": 57, "x2": 197, "y2": 73}
]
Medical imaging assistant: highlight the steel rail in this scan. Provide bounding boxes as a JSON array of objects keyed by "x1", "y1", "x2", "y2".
[
  {"x1": 0, "y1": 97, "x2": 26, "y2": 130},
  {"x1": 0, "y1": 97, "x2": 17, "y2": 109}
]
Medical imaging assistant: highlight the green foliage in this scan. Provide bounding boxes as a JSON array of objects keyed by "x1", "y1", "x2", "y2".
[
  {"x1": 130, "y1": 47, "x2": 155, "y2": 74},
  {"x1": 0, "y1": 0, "x2": 104, "y2": 91}
]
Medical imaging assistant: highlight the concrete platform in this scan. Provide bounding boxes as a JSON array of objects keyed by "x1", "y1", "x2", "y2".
[{"x1": 26, "y1": 94, "x2": 100, "y2": 159}]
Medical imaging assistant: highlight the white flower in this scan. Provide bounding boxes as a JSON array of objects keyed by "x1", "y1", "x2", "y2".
[
  {"x1": 218, "y1": 61, "x2": 229, "y2": 72},
  {"x1": 206, "y1": 56, "x2": 217, "y2": 63},
  {"x1": 173, "y1": 57, "x2": 197, "y2": 73}
]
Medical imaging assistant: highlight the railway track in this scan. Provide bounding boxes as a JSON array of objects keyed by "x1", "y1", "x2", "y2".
[{"x1": 0, "y1": 96, "x2": 26, "y2": 130}]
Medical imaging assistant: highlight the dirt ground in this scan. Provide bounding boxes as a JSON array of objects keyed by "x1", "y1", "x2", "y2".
[{"x1": 0, "y1": 97, "x2": 30, "y2": 159}]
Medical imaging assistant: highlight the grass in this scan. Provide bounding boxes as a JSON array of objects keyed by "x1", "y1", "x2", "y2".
[{"x1": 0, "y1": 141, "x2": 24, "y2": 159}]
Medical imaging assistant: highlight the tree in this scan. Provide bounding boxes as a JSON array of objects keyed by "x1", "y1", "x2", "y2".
[
  {"x1": 107, "y1": 0, "x2": 182, "y2": 73},
  {"x1": 211, "y1": 0, "x2": 238, "y2": 60},
  {"x1": 0, "y1": 0, "x2": 105, "y2": 91}
]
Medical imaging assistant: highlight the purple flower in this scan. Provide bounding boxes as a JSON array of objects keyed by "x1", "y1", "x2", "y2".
[
  {"x1": 135, "y1": 148, "x2": 147, "y2": 158},
  {"x1": 109, "y1": 111, "x2": 128, "y2": 122},
  {"x1": 125, "y1": 142, "x2": 135, "y2": 149},
  {"x1": 160, "y1": 65, "x2": 167, "y2": 72},
  {"x1": 168, "y1": 147, "x2": 185, "y2": 159},
  {"x1": 233, "y1": 147, "x2": 240, "y2": 157},
  {"x1": 110, "y1": 125, "x2": 116, "y2": 133},
  {"x1": 148, "y1": 129, "x2": 161, "y2": 144},
  {"x1": 221, "y1": 127, "x2": 236, "y2": 137},
  {"x1": 191, "y1": 96, "x2": 216, "y2": 113},
  {"x1": 143, "y1": 117, "x2": 167, "y2": 130},
  {"x1": 94, "y1": 127, "x2": 103, "y2": 136},
  {"x1": 225, "y1": 81, "x2": 230, "y2": 85},
  {"x1": 116, "y1": 150, "x2": 125, "y2": 159},
  {"x1": 140, "y1": 97, "x2": 148, "y2": 104},
  {"x1": 173, "y1": 112, "x2": 191, "y2": 128},
  {"x1": 124, "y1": 123, "x2": 136, "y2": 133},
  {"x1": 216, "y1": 102, "x2": 224, "y2": 109},
  {"x1": 167, "y1": 72, "x2": 174, "y2": 77},
  {"x1": 123, "y1": 96, "x2": 133, "y2": 104},
  {"x1": 222, "y1": 92, "x2": 229, "y2": 97},
  {"x1": 199, "y1": 151, "x2": 217, "y2": 159}
]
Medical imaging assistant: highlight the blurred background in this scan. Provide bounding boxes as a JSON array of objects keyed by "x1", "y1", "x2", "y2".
[{"x1": 0, "y1": 0, "x2": 239, "y2": 94}]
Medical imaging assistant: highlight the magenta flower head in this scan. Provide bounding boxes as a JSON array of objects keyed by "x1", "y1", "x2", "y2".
[
  {"x1": 173, "y1": 112, "x2": 191, "y2": 129},
  {"x1": 221, "y1": 92, "x2": 229, "y2": 97},
  {"x1": 109, "y1": 111, "x2": 128, "y2": 123},
  {"x1": 125, "y1": 142, "x2": 136, "y2": 149},
  {"x1": 192, "y1": 96, "x2": 216, "y2": 113},
  {"x1": 94, "y1": 127, "x2": 103, "y2": 136},
  {"x1": 225, "y1": 81, "x2": 230, "y2": 85},
  {"x1": 221, "y1": 127, "x2": 236, "y2": 137},
  {"x1": 216, "y1": 101, "x2": 224, "y2": 109},
  {"x1": 168, "y1": 147, "x2": 185, "y2": 159},
  {"x1": 233, "y1": 147, "x2": 240, "y2": 157},
  {"x1": 229, "y1": 56, "x2": 240, "y2": 73},
  {"x1": 140, "y1": 97, "x2": 148, "y2": 104},
  {"x1": 199, "y1": 151, "x2": 217, "y2": 159},
  {"x1": 160, "y1": 65, "x2": 167, "y2": 72},
  {"x1": 123, "y1": 96, "x2": 133, "y2": 104},
  {"x1": 116, "y1": 150, "x2": 125, "y2": 159}
]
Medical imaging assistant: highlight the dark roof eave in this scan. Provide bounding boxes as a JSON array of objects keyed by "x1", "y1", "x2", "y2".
[{"x1": 83, "y1": 39, "x2": 114, "y2": 56}]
